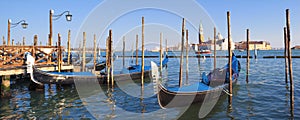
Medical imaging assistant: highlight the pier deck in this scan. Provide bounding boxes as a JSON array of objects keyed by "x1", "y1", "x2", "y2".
[
  {"x1": 0, "y1": 64, "x2": 73, "y2": 76},
  {"x1": 1, "y1": 45, "x2": 73, "y2": 76}
]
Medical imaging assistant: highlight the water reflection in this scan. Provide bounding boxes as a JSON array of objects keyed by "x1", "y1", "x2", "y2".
[
  {"x1": 0, "y1": 80, "x2": 94, "y2": 119},
  {"x1": 246, "y1": 83, "x2": 255, "y2": 117},
  {"x1": 100, "y1": 82, "x2": 160, "y2": 114}
]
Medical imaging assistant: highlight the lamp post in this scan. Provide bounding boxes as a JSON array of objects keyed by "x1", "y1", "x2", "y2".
[
  {"x1": 49, "y1": 9, "x2": 72, "y2": 46},
  {"x1": 7, "y1": 19, "x2": 28, "y2": 45}
]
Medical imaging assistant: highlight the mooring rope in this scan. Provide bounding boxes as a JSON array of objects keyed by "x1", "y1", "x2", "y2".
[{"x1": 223, "y1": 88, "x2": 232, "y2": 96}]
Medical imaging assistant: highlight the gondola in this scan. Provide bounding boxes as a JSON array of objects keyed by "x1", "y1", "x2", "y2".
[
  {"x1": 156, "y1": 54, "x2": 240, "y2": 108},
  {"x1": 31, "y1": 55, "x2": 169, "y2": 85},
  {"x1": 32, "y1": 67, "x2": 98, "y2": 84},
  {"x1": 85, "y1": 59, "x2": 106, "y2": 71},
  {"x1": 95, "y1": 61, "x2": 106, "y2": 71},
  {"x1": 195, "y1": 49, "x2": 212, "y2": 55}
]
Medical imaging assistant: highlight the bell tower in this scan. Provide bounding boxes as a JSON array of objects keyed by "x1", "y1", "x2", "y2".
[{"x1": 199, "y1": 22, "x2": 204, "y2": 44}]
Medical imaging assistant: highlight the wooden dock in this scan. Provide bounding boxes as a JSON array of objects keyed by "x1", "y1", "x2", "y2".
[
  {"x1": 1, "y1": 45, "x2": 74, "y2": 97},
  {"x1": 0, "y1": 64, "x2": 73, "y2": 76},
  {"x1": 0, "y1": 45, "x2": 63, "y2": 67},
  {"x1": 0, "y1": 45, "x2": 74, "y2": 76}
]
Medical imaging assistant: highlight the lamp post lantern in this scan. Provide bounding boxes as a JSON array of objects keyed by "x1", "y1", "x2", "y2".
[
  {"x1": 7, "y1": 19, "x2": 28, "y2": 45},
  {"x1": 49, "y1": 9, "x2": 72, "y2": 46}
]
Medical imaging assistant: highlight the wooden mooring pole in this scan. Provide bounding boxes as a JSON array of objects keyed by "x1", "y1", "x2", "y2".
[
  {"x1": 179, "y1": 18, "x2": 185, "y2": 87},
  {"x1": 246, "y1": 29, "x2": 250, "y2": 83},
  {"x1": 7, "y1": 19, "x2": 11, "y2": 45},
  {"x1": 110, "y1": 31, "x2": 114, "y2": 86},
  {"x1": 123, "y1": 36, "x2": 125, "y2": 68},
  {"x1": 254, "y1": 44, "x2": 257, "y2": 59},
  {"x1": 34, "y1": 35, "x2": 38, "y2": 46},
  {"x1": 197, "y1": 24, "x2": 201, "y2": 75},
  {"x1": 2, "y1": 36, "x2": 5, "y2": 45},
  {"x1": 165, "y1": 39, "x2": 168, "y2": 55},
  {"x1": 78, "y1": 41, "x2": 82, "y2": 59},
  {"x1": 185, "y1": 29, "x2": 189, "y2": 85},
  {"x1": 94, "y1": 34, "x2": 97, "y2": 71},
  {"x1": 214, "y1": 27, "x2": 216, "y2": 70},
  {"x1": 1, "y1": 76, "x2": 11, "y2": 98},
  {"x1": 49, "y1": 10, "x2": 53, "y2": 46},
  {"x1": 32, "y1": 41, "x2": 35, "y2": 61},
  {"x1": 22, "y1": 37, "x2": 25, "y2": 46},
  {"x1": 136, "y1": 34, "x2": 139, "y2": 65},
  {"x1": 82, "y1": 32, "x2": 86, "y2": 71},
  {"x1": 12, "y1": 39, "x2": 14, "y2": 46},
  {"x1": 67, "y1": 30, "x2": 71, "y2": 65},
  {"x1": 141, "y1": 17, "x2": 145, "y2": 87},
  {"x1": 58, "y1": 33, "x2": 62, "y2": 72},
  {"x1": 286, "y1": 9, "x2": 294, "y2": 117},
  {"x1": 160, "y1": 32, "x2": 163, "y2": 71},
  {"x1": 106, "y1": 37, "x2": 110, "y2": 84},
  {"x1": 108, "y1": 30, "x2": 113, "y2": 85},
  {"x1": 48, "y1": 34, "x2": 52, "y2": 62},
  {"x1": 105, "y1": 30, "x2": 113, "y2": 85},
  {"x1": 284, "y1": 27, "x2": 288, "y2": 84},
  {"x1": 227, "y1": 11, "x2": 233, "y2": 105}
]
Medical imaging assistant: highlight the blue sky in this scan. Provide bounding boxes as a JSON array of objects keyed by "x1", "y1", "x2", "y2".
[{"x1": 0, "y1": 0, "x2": 299, "y2": 50}]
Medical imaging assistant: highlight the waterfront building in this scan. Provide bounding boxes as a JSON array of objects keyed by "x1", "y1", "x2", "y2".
[
  {"x1": 191, "y1": 32, "x2": 235, "y2": 51},
  {"x1": 235, "y1": 41, "x2": 271, "y2": 50},
  {"x1": 292, "y1": 45, "x2": 300, "y2": 49}
]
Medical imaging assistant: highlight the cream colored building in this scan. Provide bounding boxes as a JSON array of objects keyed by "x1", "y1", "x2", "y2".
[{"x1": 235, "y1": 41, "x2": 271, "y2": 50}]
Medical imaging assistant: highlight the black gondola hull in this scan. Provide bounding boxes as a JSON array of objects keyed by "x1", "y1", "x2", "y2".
[{"x1": 33, "y1": 67, "x2": 151, "y2": 85}]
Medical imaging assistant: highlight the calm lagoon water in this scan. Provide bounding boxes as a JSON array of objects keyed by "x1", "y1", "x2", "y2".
[{"x1": 0, "y1": 50, "x2": 299, "y2": 119}]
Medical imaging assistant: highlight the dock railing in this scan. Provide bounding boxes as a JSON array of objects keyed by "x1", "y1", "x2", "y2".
[{"x1": 0, "y1": 45, "x2": 64, "y2": 68}]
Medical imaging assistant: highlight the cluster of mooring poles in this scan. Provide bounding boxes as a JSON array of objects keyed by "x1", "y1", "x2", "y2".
[
  {"x1": 284, "y1": 9, "x2": 294, "y2": 117},
  {"x1": 242, "y1": 9, "x2": 295, "y2": 117}
]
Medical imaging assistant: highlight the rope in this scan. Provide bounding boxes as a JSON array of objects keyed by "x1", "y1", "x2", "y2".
[{"x1": 223, "y1": 88, "x2": 232, "y2": 96}]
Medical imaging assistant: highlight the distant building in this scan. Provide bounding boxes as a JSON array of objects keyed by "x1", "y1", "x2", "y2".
[
  {"x1": 199, "y1": 23, "x2": 205, "y2": 44},
  {"x1": 292, "y1": 45, "x2": 300, "y2": 49},
  {"x1": 191, "y1": 22, "x2": 235, "y2": 51},
  {"x1": 191, "y1": 32, "x2": 235, "y2": 51},
  {"x1": 235, "y1": 41, "x2": 271, "y2": 50}
]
